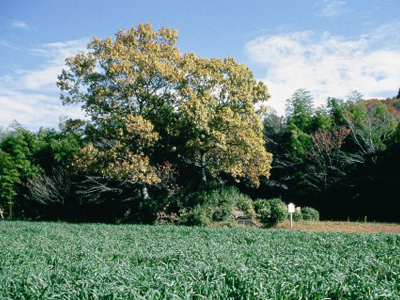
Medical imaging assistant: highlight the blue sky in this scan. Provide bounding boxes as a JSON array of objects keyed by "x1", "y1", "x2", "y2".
[{"x1": 1, "y1": 0, "x2": 400, "y2": 130}]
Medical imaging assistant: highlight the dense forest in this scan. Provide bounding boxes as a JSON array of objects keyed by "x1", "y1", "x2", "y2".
[
  {"x1": 1, "y1": 24, "x2": 400, "y2": 224},
  {"x1": 253, "y1": 90, "x2": 400, "y2": 221}
]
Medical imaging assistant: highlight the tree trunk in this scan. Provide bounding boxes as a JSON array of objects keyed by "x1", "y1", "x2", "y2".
[
  {"x1": 8, "y1": 200, "x2": 13, "y2": 220},
  {"x1": 141, "y1": 182, "x2": 150, "y2": 200},
  {"x1": 201, "y1": 150, "x2": 207, "y2": 183}
]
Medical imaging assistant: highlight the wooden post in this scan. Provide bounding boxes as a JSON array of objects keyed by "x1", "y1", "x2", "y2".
[{"x1": 290, "y1": 212, "x2": 293, "y2": 229}]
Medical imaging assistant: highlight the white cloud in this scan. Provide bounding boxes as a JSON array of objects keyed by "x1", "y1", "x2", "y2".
[
  {"x1": 19, "y1": 38, "x2": 89, "y2": 92},
  {"x1": 0, "y1": 40, "x2": 21, "y2": 51},
  {"x1": 0, "y1": 90, "x2": 84, "y2": 130},
  {"x1": 11, "y1": 20, "x2": 31, "y2": 30},
  {"x1": 31, "y1": 39, "x2": 89, "y2": 64},
  {"x1": 1, "y1": 39, "x2": 88, "y2": 93},
  {"x1": 0, "y1": 39, "x2": 88, "y2": 130},
  {"x1": 319, "y1": 0, "x2": 347, "y2": 18},
  {"x1": 245, "y1": 23, "x2": 400, "y2": 114}
]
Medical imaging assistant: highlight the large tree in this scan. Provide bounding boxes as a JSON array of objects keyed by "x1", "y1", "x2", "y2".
[
  {"x1": 57, "y1": 23, "x2": 272, "y2": 199},
  {"x1": 58, "y1": 23, "x2": 183, "y2": 199},
  {"x1": 177, "y1": 54, "x2": 272, "y2": 186}
]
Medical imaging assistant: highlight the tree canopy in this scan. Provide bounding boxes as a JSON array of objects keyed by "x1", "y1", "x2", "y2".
[{"x1": 57, "y1": 23, "x2": 272, "y2": 192}]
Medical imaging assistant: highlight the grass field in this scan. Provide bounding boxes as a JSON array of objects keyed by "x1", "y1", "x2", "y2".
[{"x1": 1, "y1": 221, "x2": 400, "y2": 299}]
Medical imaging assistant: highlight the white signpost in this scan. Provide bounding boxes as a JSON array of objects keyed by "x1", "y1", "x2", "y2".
[{"x1": 288, "y1": 203, "x2": 295, "y2": 229}]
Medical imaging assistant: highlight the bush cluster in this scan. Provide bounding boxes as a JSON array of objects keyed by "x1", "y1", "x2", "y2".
[
  {"x1": 253, "y1": 198, "x2": 288, "y2": 227},
  {"x1": 177, "y1": 183, "x2": 319, "y2": 227},
  {"x1": 289, "y1": 206, "x2": 320, "y2": 222},
  {"x1": 293, "y1": 208, "x2": 303, "y2": 222},
  {"x1": 178, "y1": 185, "x2": 252, "y2": 227},
  {"x1": 177, "y1": 185, "x2": 320, "y2": 227},
  {"x1": 301, "y1": 207, "x2": 320, "y2": 221}
]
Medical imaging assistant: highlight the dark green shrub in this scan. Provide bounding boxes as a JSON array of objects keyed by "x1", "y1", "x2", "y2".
[
  {"x1": 301, "y1": 207, "x2": 320, "y2": 221},
  {"x1": 176, "y1": 185, "x2": 258, "y2": 226},
  {"x1": 269, "y1": 199, "x2": 287, "y2": 226},
  {"x1": 178, "y1": 206, "x2": 211, "y2": 226},
  {"x1": 254, "y1": 198, "x2": 287, "y2": 227},
  {"x1": 236, "y1": 194, "x2": 252, "y2": 211},
  {"x1": 174, "y1": 181, "x2": 223, "y2": 209},
  {"x1": 211, "y1": 204, "x2": 233, "y2": 222},
  {"x1": 257, "y1": 207, "x2": 271, "y2": 224},
  {"x1": 235, "y1": 193, "x2": 255, "y2": 219},
  {"x1": 204, "y1": 186, "x2": 250, "y2": 208},
  {"x1": 253, "y1": 199, "x2": 269, "y2": 214},
  {"x1": 178, "y1": 185, "x2": 255, "y2": 225},
  {"x1": 293, "y1": 208, "x2": 303, "y2": 222},
  {"x1": 181, "y1": 185, "x2": 237, "y2": 207}
]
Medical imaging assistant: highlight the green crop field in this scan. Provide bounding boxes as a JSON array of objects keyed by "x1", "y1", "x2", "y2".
[{"x1": 0, "y1": 221, "x2": 399, "y2": 299}]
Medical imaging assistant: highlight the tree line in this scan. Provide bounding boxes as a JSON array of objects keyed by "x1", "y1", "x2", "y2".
[
  {"x1": 1, "y1": 23, "x2": 399, "y2": 223},
  {"x1": 259, "y1": 89, "x2": 400, "y2": 221}
]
